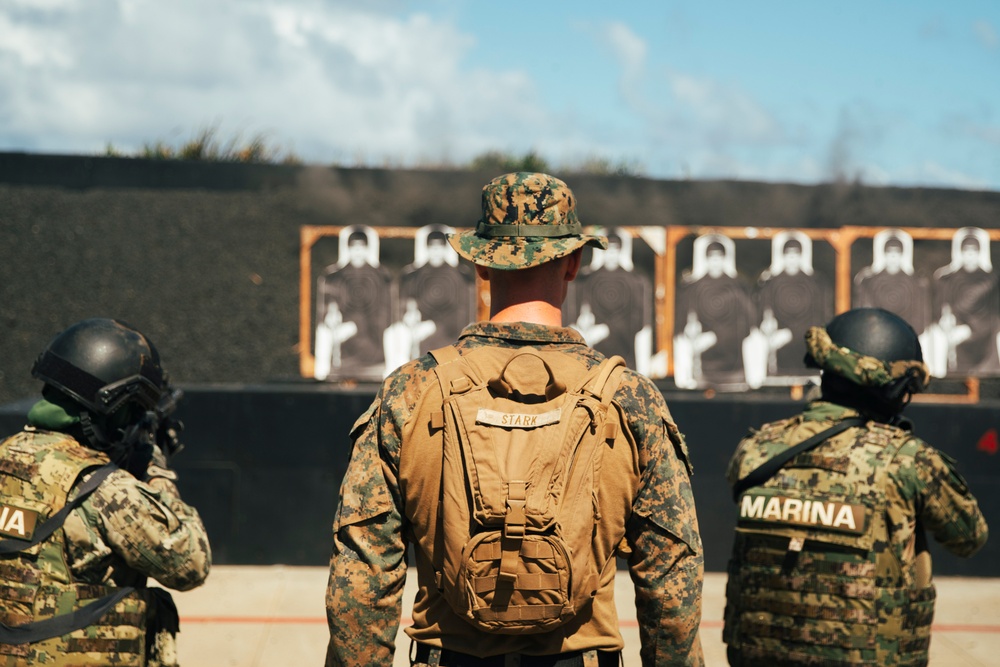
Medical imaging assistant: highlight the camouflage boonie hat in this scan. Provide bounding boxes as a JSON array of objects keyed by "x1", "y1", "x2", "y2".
[
  {"x1": 449, "y1": 172, "x2": 607, "y2": 270},
  {"x1": 805, "y1": 326, "x2": 931, "y2": 393}
]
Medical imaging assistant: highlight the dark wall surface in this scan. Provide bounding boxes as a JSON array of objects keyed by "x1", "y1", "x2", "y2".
[
  {"x1": 2, "y1": 387, "x2": 995, "y2": 576},
  {"x1": 4, "y1": 152, "x2": 1000, "y2": 404},
  {"x1": 1, "y1": 153, "x2": 998, "y2": 574}
]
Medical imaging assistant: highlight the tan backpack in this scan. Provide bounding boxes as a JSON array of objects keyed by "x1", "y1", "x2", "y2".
[{"x1": 427, "y1": 345, "x2": 626, "y2": 634}]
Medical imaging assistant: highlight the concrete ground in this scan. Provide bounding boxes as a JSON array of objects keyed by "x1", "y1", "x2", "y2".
[{"x1": 169, "y1": 567, "x2": 1000, "y2": 666}]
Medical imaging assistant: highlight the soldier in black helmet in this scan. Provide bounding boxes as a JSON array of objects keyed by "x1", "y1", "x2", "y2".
[
  {"x1": 0, "y1": 318, "x2": 211, "y2": 666},
  {"x1": 723, "y1": 307, "x2": 988, "y2": 666}
]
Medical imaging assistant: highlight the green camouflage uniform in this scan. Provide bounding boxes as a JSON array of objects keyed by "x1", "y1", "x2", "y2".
[
  {"x1": 723, "y1": 326, "x2": 988, "y2": 666},
  {"x1": 0, "y1": 426, "x2": 211, "y2": 666},
  {"x1": 326, "y1": 322, "x2": 704, "y2": 667}
]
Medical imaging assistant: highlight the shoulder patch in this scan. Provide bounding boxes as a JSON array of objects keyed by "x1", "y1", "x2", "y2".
[
  {"x1": 738, "y1": 492, "x2": 868, "y2": 535},
  {"x1": 0, "y1": 502, "x2": 40, "y2": 540}
]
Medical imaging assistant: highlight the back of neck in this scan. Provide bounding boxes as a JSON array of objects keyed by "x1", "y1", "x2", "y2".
[{"x1": 490, "y1": 301, "x2": 563, "y2": 326}]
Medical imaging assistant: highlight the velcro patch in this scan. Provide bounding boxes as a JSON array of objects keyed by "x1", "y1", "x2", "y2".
[
  {"x1": 0, "y1": 503, "x2": 40, "y2": 541},
  {"x1": 476, "y1": 408, "x2": 561, "y2": 429},
  {"x1": 738, "y1": 493, "x2": 867, "y2": 535}
]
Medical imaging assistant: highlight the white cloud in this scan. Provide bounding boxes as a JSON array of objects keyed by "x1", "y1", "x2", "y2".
[
  {"x1": 605, "y1": 21, "x2": 647, "y2": 78},
  {"x1": 665, "y1": 72, "x2": 785, "y2": 145},
  {"x1": 974, "y1": 19, "x2": 998, "y2": 50},
  {"x1": 0, "y1": 0, "x2": 551, "y2": 165},
  {"x1": 0, "y1": 3, "x2": 994, "y2": 191},
  {"x1": 894, "y1": 161, "x2": 990, "y2": 190},
  {"x1": 942, "y1": 111, "x2": 1000, "y2": 147},
  {"x1": 598, "y1": 19, "x2": 786, "y2": 162},
  {"x1": 0, "y1": 12, "x2": 73, "y2": 68}
]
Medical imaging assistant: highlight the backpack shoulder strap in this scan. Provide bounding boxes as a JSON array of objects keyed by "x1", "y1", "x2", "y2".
[
  {"x1": 577, "y1": 355, "x2": 627, "y2": 442},
  {"x1": 429, "y1": 345, "x2": 478, "y2": 397},
  {"x1": 578, "y1": 355, "x2": 627, "y2": 400},
  {"x1": 428, "y1": 345, "x2": 474, "y2": 431}
]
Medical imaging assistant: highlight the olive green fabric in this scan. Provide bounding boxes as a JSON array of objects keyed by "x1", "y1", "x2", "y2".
[
  {"x1": 449, "y1": 172, "x2": 606, "y2": 270},
  {"x1": 26, "y1": 396, "x2": 80, "y2": 431}
]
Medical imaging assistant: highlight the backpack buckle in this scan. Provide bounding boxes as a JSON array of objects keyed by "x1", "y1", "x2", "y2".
[
  {"x1": 504, "y1": 482, "x2": 527, "y2": 538},
  {"x1": 450, "y1": 377, "x2": 472, "y2": 394}
]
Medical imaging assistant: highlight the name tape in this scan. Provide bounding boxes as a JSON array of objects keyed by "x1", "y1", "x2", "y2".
[
  {"x1": 0, "y1": 503, "x2": 40, "y2": 541},
  {"x1": 476, "y1": 408, "x2": 562, "y2": 429},
  {"x1": 739, "y1": 493, "x2": 867, "y2": 535}
]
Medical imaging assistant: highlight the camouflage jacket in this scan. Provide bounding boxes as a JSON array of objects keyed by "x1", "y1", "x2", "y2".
[
  {"x1": 0, "y1": 429, "x2": 211, "y2": 666},
  {"x1": 326, "y1": 322, "x2": 704, "y2": 667},
  {"x1": 17, "y1": 430, "x2": 212, "y2": 592},
  {"x1": 723, "y1": 401, "x2": 988, "y2": 666}
]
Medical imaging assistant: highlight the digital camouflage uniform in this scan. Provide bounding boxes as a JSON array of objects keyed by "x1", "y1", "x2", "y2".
[
  {"x1": 326, "y1": 172, "x2": 704, "y2": 667},
  {"x1": 327, "y1": 322, "x2": 703, "y2": 667},
  {"x1": 723, "y1": 326, "x2": 988, "y2": 666},
  {"x1": 0, "y1": 422, "x2": 211, "y2": 666}
]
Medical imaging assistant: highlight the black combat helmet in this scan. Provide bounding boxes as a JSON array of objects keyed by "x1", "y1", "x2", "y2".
[
  {"x1": 823, "y1": 308, "x2": 923, "y2": 364},
  {"x1": 807, "y1": 308, "x2": 926, "y2": 422},
  {"x1": 31, "y1": 318, "x2": 165, "y2": 417}
]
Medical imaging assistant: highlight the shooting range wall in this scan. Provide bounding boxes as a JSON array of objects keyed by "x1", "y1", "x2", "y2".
[
  {"x1": 1, "y1": 152, "x2": 998, "y2": 574},
  {"x1": 1, "y1": 387, "x2": 996, "y2": 576}
]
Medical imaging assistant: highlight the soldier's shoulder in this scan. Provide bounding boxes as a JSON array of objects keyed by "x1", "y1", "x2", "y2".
[
  {"x1": 613, "y1": 367, "x2": 664, "y2": 406},
  {"x1": 870, "y1": 421, "x2": 929, "y2": 458},
  {"x1": 380, "y1": 354, "x2": 440, "y2": 416},
  {"x1": 742, "y1": 416, "x2": 796, "y2": 443},
  {"x1": 5, "y1": 428, "x2": 79, "y2": 449}
]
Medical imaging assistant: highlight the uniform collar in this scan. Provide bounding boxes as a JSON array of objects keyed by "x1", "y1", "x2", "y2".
[
  {"x1": 457, "y1": 321, "x2": 588, "y2": 346},
  {"x1": 802, "y1": 400, "x2": 863, "y2": 422}
]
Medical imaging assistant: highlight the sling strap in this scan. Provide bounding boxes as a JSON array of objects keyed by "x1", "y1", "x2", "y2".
[
  {"x1": 0, "y1": 462, "x2": 138, "y2": 644},
  {"x1": 0, "y1": 587, "x2": 136, "y2": 644},
  {"x1": 0, "y1": 463, "x2": 117, "y2": 554},
  {"x1": 732, "y1": 417, "x2": 865, "y2": 502}
]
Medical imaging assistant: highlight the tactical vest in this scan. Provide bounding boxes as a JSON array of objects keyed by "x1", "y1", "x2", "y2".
[
  {"x1": 724, "y1": 419, "x2": 935, "y2": 667},
  {"x1": 0, "y1": 430, "x2": 148, "y2": 667},
  {"x1": 400, "y1": 345, "x2": 637, "y2": 648}
]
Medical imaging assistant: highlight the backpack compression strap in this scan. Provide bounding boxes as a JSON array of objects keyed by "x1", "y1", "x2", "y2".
[{"x1": 427, "y1": 345, "x2": 472, "y2": 590}]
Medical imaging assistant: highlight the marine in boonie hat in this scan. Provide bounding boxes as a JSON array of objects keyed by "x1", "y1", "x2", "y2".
[{"x1": 449, "y1": 172, "x2": 607, "y2": 270}]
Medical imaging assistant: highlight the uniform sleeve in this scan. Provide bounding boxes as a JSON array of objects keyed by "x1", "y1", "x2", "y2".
[
  {"x1": 906, "y1": 443, "x2": 989, "y2": 557},
  {"x1": 622, "y1": 378, "x2": 705, "y2": 667},
  {"x1": 725, "y1": 434, "x2": 752, "y2": 489},
  {"x1": 67, "y1": 467, "x2": 211, "y2": 591},
  {"x1": 325, "y1": 396, "x2": 408, "y2": 667}
]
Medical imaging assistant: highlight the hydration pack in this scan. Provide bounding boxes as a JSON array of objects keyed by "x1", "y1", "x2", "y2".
[{"x1": 427, "y1": 345, "x2": 626, "y2": 634}]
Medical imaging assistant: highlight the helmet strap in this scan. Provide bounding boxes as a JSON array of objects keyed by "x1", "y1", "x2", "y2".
[
  {"x1": 78, "y1": 410, "x2": 155, "y2": 477},
  {"x1": 78, "y1": 411, "x2": 111, "y2": 453}
]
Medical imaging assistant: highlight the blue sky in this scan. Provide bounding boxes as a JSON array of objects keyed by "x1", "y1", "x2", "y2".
[{"x1": 1, "y1": 0, "x2": 997, "y2": 190}]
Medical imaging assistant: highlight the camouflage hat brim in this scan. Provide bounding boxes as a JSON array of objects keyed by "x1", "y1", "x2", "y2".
[
  {"x1": 805, "y1": 326, "x2": 931, "y2": 392},
  {"x1": 449, "y1": 230, "x2": 607, "y2": 270}
]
